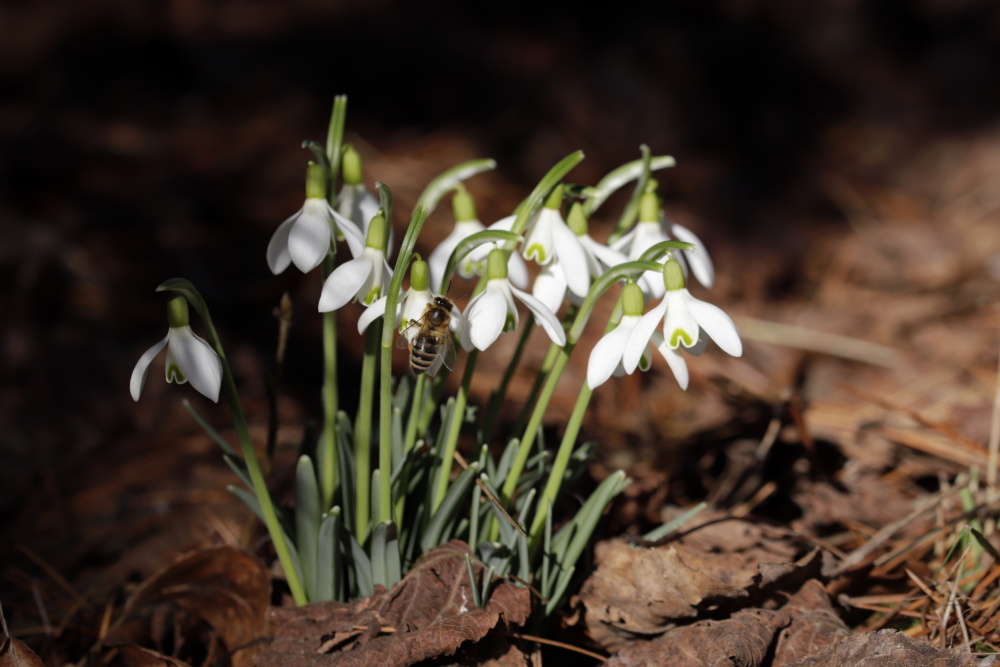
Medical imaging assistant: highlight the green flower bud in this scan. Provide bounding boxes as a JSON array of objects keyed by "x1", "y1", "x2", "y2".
[
  {"x1": 452, "y1": 187, "x2": 477, "y2": 222},
  {"x1": 305, "y1": 162, "x2": 326, "y2": 199},
  {"x1": 621, "y1": 281, "x2": 645, "y2": 317},
  {"x1": 166, "y1": 295, "x2": 190, "y2": 329},
  {"x1": 639, "y1": 187, "x2": 660, "y2": 223},
  {"x1": 409, "y1": 258, "x2": 430, "y2": 291},
  {"x1": 366, "y1": 210, "x2": 388, "y2": 250},
  {"x1": 543, "y1": 183, "x2": 564, "y2": 211},
  {"x1": 663, "y1": 258, "x2": 687, "y2": 292},
  {"x1": 486, "y1": 247, "x2": 509, "y2": 280},
  {"x1": 342, "y1": 145, "x2": 364, "y2": 186},
  {"x1": 567, "y1": 202, "x2": 589, "y2": 236}
]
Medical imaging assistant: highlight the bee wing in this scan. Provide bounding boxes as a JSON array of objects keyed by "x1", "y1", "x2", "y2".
[
  {"x1": 424, "y1": 335, "x2": 456, "y2": 378},
  {"x1": 441, "y1": 333, "x2": 457, "y2": 371},
  {"x1": 397, "y1": 319, "x2": 419, "y2": 349}
]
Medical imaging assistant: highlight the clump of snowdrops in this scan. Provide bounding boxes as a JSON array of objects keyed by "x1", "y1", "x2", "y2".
[{"x1": 130, "y1": 96, "x2": 742, "y2": 616}]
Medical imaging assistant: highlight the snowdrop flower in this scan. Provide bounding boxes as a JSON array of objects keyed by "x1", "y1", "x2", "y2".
[
  {"x1": 586, "y1": 282, "x2": 652, "y2": 389},
  {"x1": 267, "y1": 163, "x2": 364, "y2": 275},
  {"x1": 335, "y1": 145, "x2": 382, "y2": 240},
  {"x1": 463, "y1": 248, "x2": 566, "y2": 351},
  {"x1": 527, "y1": 199, "x2": 630, "y2": 315},
  {"x1": 428, "y1": 189, "x2": 528, "y2": 291},
  {"x1": 318, "y1": 210, "x2": 393, "y2": 312},
  {"x1": 130, "y1": 295, "x2": 222, "y2": 402},
  {"x1": 520, "y1": 186, "x2": 590, "y2": 312},
  {"x1": 611, "y1": 186, "x2": 714, "y2": 297},
  {"x1": 357, "y1": 258, "x2": 463, "y2": 341},
  {"x1": 622, "y1": 258, "x2": 741, "y2": 388}
]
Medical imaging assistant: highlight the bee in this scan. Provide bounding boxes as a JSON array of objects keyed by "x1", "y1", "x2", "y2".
[{"x1": 397, "y1": 295, "x2": 458, "y2": 377}]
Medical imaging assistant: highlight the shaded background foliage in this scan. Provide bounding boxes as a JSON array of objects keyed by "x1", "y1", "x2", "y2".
[{"x1": 3, "y1": 0, "x2": 1000, "y2": 654}]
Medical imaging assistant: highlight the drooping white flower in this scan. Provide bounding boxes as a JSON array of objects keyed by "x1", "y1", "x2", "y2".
[
  {"x1": 267, "y1": 163, "x2": 364, "y2": 275},
  {"x1": 130, "y1": 296, "x2": 222, "y2": 402},
  {"x1": 519, "y1": 186, "x2": 590, "y2": 311},
  {"x1": 462, "y1": 248, "x2": 565, "y2": 351},
  {"x1": 357, "y1": 259, "x2": 464, "y2": 341},
  {"x1": 318, "y1": 210, "x2": 392, "y2": 312},
  {"x1": 586, "y1": 282, "x2": 652, "y2": 389},
  {"x1": 428, "y1": 190, "x2": 528, "y2": 291},
  {"x1": 622, "y1": 259, "x2": 741, "y2": 385},
  {"x1": 611, "y1": 187, "x2": 714, "y2": 297}
]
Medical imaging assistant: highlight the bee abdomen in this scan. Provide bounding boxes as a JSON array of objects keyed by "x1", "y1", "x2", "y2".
[{"x1": 409, "y1": 333, "x2": 439, "y2": 374}]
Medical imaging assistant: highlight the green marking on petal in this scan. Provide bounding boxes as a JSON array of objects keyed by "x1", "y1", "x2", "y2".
[
  {"x1": 670, "y1": 329, "x2": 695, "y2": 348},
  {"x1": 364, "y1": 287, "x2": 382, "y2": 305},
  {"x1": 504, "y1": 313, "x2": 517, "y2": 332},
  {"x1": 166, "y1": 363, "x2": 186, "y2": 384},
  {"x1": 525, "y1": 244, "x2": 547, "y2": 263}
]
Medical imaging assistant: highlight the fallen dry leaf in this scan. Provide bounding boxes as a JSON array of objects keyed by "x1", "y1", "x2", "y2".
[
  {"x1": 257, "y1": 541, "x2": 531, "y2": 666},
  {"x1": 106, "y1": 546, "x2": 270, "y2": 667},
  {"x1": 103, "y1": 644, "x2": 193, "y2": 667},
  {"x1": 577, "y1": 511, "x2": 825, "y2": 652},
  {"x1": 782, "y1": 629, "x2": 981, "y2": 667},
  {"x1": 606, "y1": 608, "x2": 790, "y2": 667},
  {"x1": 0, "y1": 637, "x2": 45, "y2": 667},
  {"x1": 772, "y1": 579, "x2": 851, "y2": 666}
]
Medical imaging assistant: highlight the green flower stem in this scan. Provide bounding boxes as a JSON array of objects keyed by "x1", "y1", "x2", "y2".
[
  {"x1": 583, "y1": 150, "x2": 675, "y2": 218},
  {"x1": 156, "y1": 279, "x2": 307, "y2": 605},
  {"x1": 431, "y1": 348, "x2": 479, "y2": 512},
  {"x1": 379, "y1": 206, "x2": 429, "y2": 525},
  {"x1": 513, "y1": 339, "x2": 562, "y2": 436},
  {"x1": 483, "y1": 314, "x2": 534, "y2": 441},
  {"x1": 499, "y1": 260, "x2": 666, "y2": 505},
  {"x1": 354, "y1": 320, "x2": 381, "y2": 543},
  {"x1": 319, "y1": 256, "x2": 338, "y2": 510},
  {"x1": 403, "y1": 373, "x2": 427, "y2": 455},
  {"x1": 528, "y1": 302, "x2": 623, "y2": 548},
  {"x1": 325, "y1": 95, "x2": 348, "y2": 189}
]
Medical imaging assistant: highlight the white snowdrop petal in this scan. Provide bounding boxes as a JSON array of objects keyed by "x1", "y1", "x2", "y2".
[
  {"x1": 130, "y1": 335, "x2": 169, "y2": 401},
  {"x1": 623, "y1": 301, "x2": 667, "y2": 372},
  {"x1": 358, "y1": 295, "x2": 388, "y2": 334},
  {"x1": 428, "y1": 231, "x2": 464, "y2": 292},
  {"x1": 670, "y1": 222, "x2": 714, "y2": 288},
  {"x1": 686, "y1": 298, "x2": 742, "y2": 357},
  {"x1": 582, "y1": 236, "x2": 628, "y2": 274},
  {"x1": 510, "y1": 285, "x2": 565, "y2": 346},
  {"x1": 468, "y1": 288, "x2": 508, "y2": 350},
  {"x1": 318, "y1": 256, "x2": 372, "y2": 312},
  {"x1": 171, "y1": 327, "x2": 223, "y2": 402},
  {"x1": 653, "y1": 331, "x2": 690, "y2": 390},
  {"x1": 551, "y1": 222, "x2": 591, "y2": 298},
  {"x1": 587, "y1": 325, "x2": 632, "y2": 389},
  {"x1": 288, "y1": 208, "x2": 331, "y2": 273},
  {"x1": 266, "y1": 212, "x2": 299, "y2": 275},
  {"x1": 532, "y1": 265, "x2": 567, "y2": 314},
  {"x1": 506, "y1": 252, "x2": 530, "y2": 289},
  {"x1": 330, "y1": 208, "x2": 366, "y2": 259},
  {"x1": 663, "y1": 291, "x2": 700, "y2": 349}
]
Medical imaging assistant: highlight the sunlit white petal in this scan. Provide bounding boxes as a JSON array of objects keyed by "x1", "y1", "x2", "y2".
[
  {"x1": 329, "y1": 208, "x2": 366, "y2": 259},
  {"x1": 669, "y1": 222, "x2": 714, "y2": 288},
  {"x1": 623, "y1": 300, "x2": 667, "y2": 372},
  {"x1": 579, "y1": 235, "x2": 628, "y2": 276},
  {"x1": 358, "y1": 295, "x2": 388, "y2": 334},
  {"x1": 651, "y1": 331, "x2": 690, "y2": 390},
  {"x1": 318, "y1": 255, "x2": 373, "y2": 312},
  {"x1": 510, "y1": 285, "x2": 565, "y2": 346},
  {"x1": 466, "y1": 285, "x2": 509, "y2": 351},
  {"x1": 532, "y1": 263, "x2": 567, "y2": 314},
  {"x1": 266, "y1": 211, "x2": 299, "y2": 275},
  {"x1": 662, "y1": 290, "x2": 700, "y2": 349},
  {"x1": 686, "y1": 297, "x2": 742, "y2": 356},
  {"x1": 587, "y1": 322, "x2": 634, "y2": 390},
  {"x1": 288, "y1": 200, "x2": 332, "y2": 273},
  {"x1": 551, "y1": 222, "x2": 590, "y2": 298},
  {"x1": 130, "y1": 335, "x2": 169, "y2": 401},
  {"x1": 169, "y1": 326, "x2": 222, "y2": 402}
]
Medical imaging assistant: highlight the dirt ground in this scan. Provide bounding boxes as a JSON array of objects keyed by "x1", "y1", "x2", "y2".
[{"x1": 3, "y1": 1, "x2": 1000, "y2": 664}]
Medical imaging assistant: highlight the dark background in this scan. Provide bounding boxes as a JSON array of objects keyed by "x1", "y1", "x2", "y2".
[{"x1": 3, "y1": 0, "x2": 1000, "y2": 642}]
